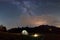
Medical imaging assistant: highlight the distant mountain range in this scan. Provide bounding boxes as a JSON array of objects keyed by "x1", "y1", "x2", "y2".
[{"x1": 8, "y1": 25, "x2": 60, "y2": 34}]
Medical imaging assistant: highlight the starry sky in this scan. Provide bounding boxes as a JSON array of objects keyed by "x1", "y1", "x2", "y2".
[{"x1": 0, "y1": 0, "x2": 60, "y2": 29}]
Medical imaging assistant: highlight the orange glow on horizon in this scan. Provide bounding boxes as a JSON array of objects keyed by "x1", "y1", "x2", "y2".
[{"x1": 33, "y1": 21, "x2": 47, "y2": 26}]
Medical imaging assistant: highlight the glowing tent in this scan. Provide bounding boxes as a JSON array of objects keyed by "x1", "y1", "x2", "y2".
[{"x1": 22, "y1": 30, "x2": 28, "y2": 35}]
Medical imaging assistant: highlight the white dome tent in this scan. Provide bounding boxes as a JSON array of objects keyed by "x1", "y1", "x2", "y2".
[{"x1": 22, "y1": 30, "x2": 28, "y2": 35}]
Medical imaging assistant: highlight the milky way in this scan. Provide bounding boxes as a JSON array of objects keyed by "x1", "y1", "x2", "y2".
[
  {"x1": 0, "y1": 0, "x2": 60, "y2": 29},
  {"x1": 13, "y1": 0, "x2": 60, "y2": 28}
]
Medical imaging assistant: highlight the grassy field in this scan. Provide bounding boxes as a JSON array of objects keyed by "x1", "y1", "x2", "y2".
[
  {"x1": 0, "y1": 32, "x2": 60, "y2": 40},
  {"x1": 0, "y1": 32, "x2": 21, "y2": 40},
  {"x1": 0, "y1": 32, "x2": 44, "y2": 40},
  {"x1": 44, "y1": 33, "x2": 60, "y2": 40}
]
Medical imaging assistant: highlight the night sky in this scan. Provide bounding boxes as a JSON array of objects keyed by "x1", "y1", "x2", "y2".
[{"x1": 0, "y1": 0, "x2": 60, "y2": 29}]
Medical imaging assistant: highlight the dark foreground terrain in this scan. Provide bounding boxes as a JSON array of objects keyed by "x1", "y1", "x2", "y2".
[{"x1": 0, "y1": 32, "x2": 60, "y2": 40}]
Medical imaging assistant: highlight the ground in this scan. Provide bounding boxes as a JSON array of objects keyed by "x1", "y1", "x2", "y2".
[{"x1": 0, "y1": 32, "x2": 60, "y2": 40}]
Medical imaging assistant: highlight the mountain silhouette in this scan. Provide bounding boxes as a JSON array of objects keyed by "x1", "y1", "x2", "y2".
[{"x1": 8, "y1": 25, "x2": 60, "y2": 34}]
